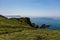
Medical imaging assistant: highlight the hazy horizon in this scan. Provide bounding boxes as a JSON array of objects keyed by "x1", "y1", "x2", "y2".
[{"x1": 0, "y1": 0, "x2": 60, "y2": 17}]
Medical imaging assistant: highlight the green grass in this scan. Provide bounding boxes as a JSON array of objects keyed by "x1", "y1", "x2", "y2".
[
  {"x1": 0, "y1": 29, "x2": 60, "y2": 40},
  {"x1": 0, "y1": 17, "x2": 60, "y2": 40}
]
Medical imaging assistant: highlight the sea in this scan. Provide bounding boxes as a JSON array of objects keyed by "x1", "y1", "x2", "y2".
[{"x1": 30, "y1": 17, "x2": 60, "y2": 30}]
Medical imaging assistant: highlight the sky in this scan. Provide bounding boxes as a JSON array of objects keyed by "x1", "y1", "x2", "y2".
[{"x1": 0, "y1": 0, "x2": 60, "y2": 17}]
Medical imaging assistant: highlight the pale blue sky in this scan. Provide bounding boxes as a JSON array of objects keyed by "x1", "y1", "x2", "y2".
[{"x1": 0, "y1": 0, "x2": 60, "y2": 17}]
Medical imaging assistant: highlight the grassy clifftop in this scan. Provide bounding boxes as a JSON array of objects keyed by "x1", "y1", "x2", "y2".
[
  {"x1": 0, "y1": 15, "x2": 31, "y2": 28},
  {"x1": 0, "y1": 15, "x2": 60, "y2": 40}
]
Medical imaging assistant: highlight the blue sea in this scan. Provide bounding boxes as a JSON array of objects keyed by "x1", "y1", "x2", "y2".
[{"x1": 30, "y1": 17, "x2": 60, "y2": 30}]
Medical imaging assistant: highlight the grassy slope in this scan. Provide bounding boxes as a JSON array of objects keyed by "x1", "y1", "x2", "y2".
[
  {"x1": 0, "y1": 17, "x2": 60, "y2": 40},
  {"x1": 0, "y1": 29, "x2": 60, "y2": 40}
]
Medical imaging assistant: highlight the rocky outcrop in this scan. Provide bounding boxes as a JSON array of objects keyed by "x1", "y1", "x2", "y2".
[
  {"x1": 40, "y1": 24, "x2": 50, "y2": 29},
  {"x1": 31, "y1": 23, "x2": 39, "y2": 28},
  {"x1": 24, "y1": 17, "x2": 31, "y2": 25}
]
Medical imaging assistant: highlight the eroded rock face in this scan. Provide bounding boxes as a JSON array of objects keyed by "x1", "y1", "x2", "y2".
[
  {"x1": 24, "y1": 17, "x2": 31, "y2": 25},
  {"x1": 31, "y1": 23, "x2": 39, "y2": 28}
]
